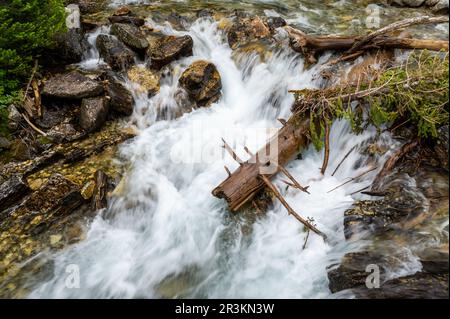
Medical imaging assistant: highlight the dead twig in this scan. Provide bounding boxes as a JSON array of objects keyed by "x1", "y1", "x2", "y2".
[
  {"x1": 327, "y1": 166, "x2": 378, "y2": 193},
  {"x1": 320, "y1": 120, "x2": 330, "y2": 175}
]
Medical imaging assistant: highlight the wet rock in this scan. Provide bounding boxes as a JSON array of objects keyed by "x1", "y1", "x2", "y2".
[
  {"x1": 108, "y1": 15, "x2": 146, "y2": 27},
  {"x1": 91, "y1": 170, "x2": 109, "y2": 210},
  {"x1": 434, "y1": 125, "x2": 448, "y2": 170},
  {"x1": 111, "y1": 23, "x2": 149, "y2": 51},
  {"x1": 54, "y1": 28, "x2": 89, "y2": 63},
  {"x1": 391, "y1": 0, "x2": 426, "y2": 6},
  {"x1": 265, "y1": 16, "x2": 287, "y2": 31},
  {"x1": 179, "y1": 60, "x2": 222, "y2": 107},
  {"x1": 168, "y1": 12, "x2": 189, "y2": 30},
  {"x1": 227, "y1": 15, "x2": 273, "y2": 49},
  {"x1": 127, "y1": 66, "x2": 160, "y2": 96},
  {"x1": 80, "y1": 179, "x2": 96, "y2": 200},
  {"x1": 7, "y1": 105, "x2": 22, "y2": 132},
  {"x1": 10, "y1": 139, "x2": 35, "y2": 161},
  {"x1": 148, "y1": 35, "x2": 193, "y2": 69},
  {"x1": 96, "y1": 34, "x2": 135, "y2": 71},
  {"x1": 351, "y1": 272, "x2": 449, "y2": 299},
  {"x1": 389, "y1": 0, "x2": 449, "y2": 12},
  {"x1": 0, "y1": 175, "x2": 30, "y2": 212},
  {"x1": 79, "y1": 97, "x2": 109, "y2": 132},
  {"x1": 106, "y1": 74, "x2": 135, "y2": 116},
  {"x1": 42, "y1": 71, "x2": 104, "y2": 99}
]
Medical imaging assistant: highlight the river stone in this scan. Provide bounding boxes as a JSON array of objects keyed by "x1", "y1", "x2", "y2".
[
  {"x1": 178, "y1": 60, "x2": 222, "y2": 107},
  {"x1": 42, "y1": 71, "x2": 104, "y2": 99},
  {"x1": 148, "y1": 35, "x2": 193, "y2": 69},
  {"x1": 227, "y1": 15, "x2": 273, "y2": 49},
  {"x1": 68, "y1": 0, "x2": 108, "y2": 14},
  {"x1": 106, "y1": 74, "x2": 135, "y2": 115},
  {"x1": 0, "y1": 175, "x2": 31, "y2": 212},
  {"x1": 96, "y1": 34, "x2": 135, "y2": 71},
  {"x1": 127, "y1": 66, "x2": 160, "y2": 96},
  {"x1": 7, "y1": 104, "x2": 22, "y2": 131},
  {"x1": 79, "y1": 97, "x2": 109, "y2": 132},
  {"x1": 111, "y1": 23, "x2": 149, "y2": 51}
]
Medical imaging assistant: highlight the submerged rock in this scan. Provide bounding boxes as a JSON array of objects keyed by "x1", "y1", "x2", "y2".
[
  {"x1": 79, "y1": 97, "x2": 109, "y2": 132},
  {"x1": 42, "y1": 71, "x2": 103, "y2": 99},
  {"x1": 127, "y1": 66, "x2": 160, "y2": 96},
  {"x1": 96, "y1": 34, "x2": 135, "y2": 71},
  {"x1": 106, "y1": 74, "x2": 135, "y2": 116},
  {"x1": 148, "y1": 35, "x2": 193, "y2": 69},
  {"x1": 111, "y1": 23, "x2": 149, "y2": 51},
  {"x1": 179, "y1": 60, "x2": 222, "y2": 107}
]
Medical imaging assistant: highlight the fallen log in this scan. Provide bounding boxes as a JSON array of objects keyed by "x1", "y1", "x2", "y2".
[
  {"x1": 212, "y1": 114, "x2": 311, "y2": 212},
  {"x1": 284, "y1": 16, "x2": 449, "y2": 64}
]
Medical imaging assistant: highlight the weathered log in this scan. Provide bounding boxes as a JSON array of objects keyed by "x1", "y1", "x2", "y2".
[
  {"x1": 284, "y1": 16, "x2": 449, "y2": 63},
  {"x1": 212, "y1": 113, "x2": 311, "y2": 212}
]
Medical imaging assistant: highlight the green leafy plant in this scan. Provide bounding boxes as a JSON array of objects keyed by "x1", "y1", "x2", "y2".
[{"x1": 0, "y1": 0, "x2": 67, "y2": 136}]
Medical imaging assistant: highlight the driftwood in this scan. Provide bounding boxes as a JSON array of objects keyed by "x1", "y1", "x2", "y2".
[
  {"x1": 284, "y1": 16, "x2": 449, "y2": 64},
  {"x1": 213, "y1": 114, "x2": 311, "y2": 212}
]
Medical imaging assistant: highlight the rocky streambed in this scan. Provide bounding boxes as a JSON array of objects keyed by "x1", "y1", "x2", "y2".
[{"x1": 0, "y1": 0, "x2": 448, "y2": 298}]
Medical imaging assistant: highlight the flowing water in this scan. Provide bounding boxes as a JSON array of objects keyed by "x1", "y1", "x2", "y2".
[{"x1": 26, "y1": 0, "x2": 447, "y2": 298}]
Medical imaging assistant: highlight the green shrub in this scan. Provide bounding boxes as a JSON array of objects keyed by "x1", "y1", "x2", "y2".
[{"x1": 0, "y1": 0, "x2": 67, "y2": 136}]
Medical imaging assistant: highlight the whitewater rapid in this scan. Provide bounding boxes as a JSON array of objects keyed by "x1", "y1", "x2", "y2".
[{"x1": 29, "y1": 17, "x2": 401, "y2": 298}]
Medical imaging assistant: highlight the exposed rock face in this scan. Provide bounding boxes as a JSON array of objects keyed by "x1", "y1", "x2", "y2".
[
  {"x1": 127, "y1": 66, "x2": 160, "y2": 96},
  {"x1": 106, "y1": 74, "x2": 135, "y2": 115},
  {"x1": 96, "y1": 34, "x2": 135, "y2": 71},
  {"x1": 42, "y1": 71, "x2": 104, "y2": 99},
  {"x1": 111, "y1": 23, "x2": 149, "y2": 51},
  {"x1": 227, "y1": 15, "x2": 283, "y2": 49},
  {"x1": 178, "y1": 60, "x2": 222, "y2": 107},
  {"x1": 0, "y1": 175, "x2": 30, "y2": 212},
  {"x1": 148, "y1": 35, "x2": 193, "y2": 69},
  {"x1": 79, "y1": 97, "x2": 109, "y2": 132}
]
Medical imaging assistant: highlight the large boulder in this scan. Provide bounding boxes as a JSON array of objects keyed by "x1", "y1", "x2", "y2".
[
  {"x1": 127, "y1": 66, "x2": 160, "y2": 96},
  {"x1": 147, "y1": 35, "x2": 193, "y2": 69},
  {"x1": 110, "y1": 23, "x2": 149, "y2": 51},
  {"x1": 106, "y1": 74, "x2": 135, "y2": 115},
  {"x1": 79, "y1": 96, "x2": 109, "y2": 132},
  {"x1": 54, "y1": 28, "x2": 89, "y2": 63},
  {"x1": 96, "y1": 34, "x2": 135, "y2": 71},
  {"x1": 42, "y1": 71, "x2": 104, "y2": 99},
  {"x1": 178, "y1": 60, "x2": 222, "y2": 107}
]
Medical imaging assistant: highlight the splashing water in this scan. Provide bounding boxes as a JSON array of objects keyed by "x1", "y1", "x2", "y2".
[{"x1": 29, "y1": 17, "x2": 404, "y2": 298}]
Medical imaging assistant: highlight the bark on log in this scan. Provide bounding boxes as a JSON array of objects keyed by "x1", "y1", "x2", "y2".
[{"x1": 212, "y1": 113, "x2": 311, "y2": 212}]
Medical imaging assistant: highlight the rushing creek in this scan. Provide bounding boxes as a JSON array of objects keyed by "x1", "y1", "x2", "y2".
[{"x1": 25, "y1": 0, "x2": 448, "y2": 298}]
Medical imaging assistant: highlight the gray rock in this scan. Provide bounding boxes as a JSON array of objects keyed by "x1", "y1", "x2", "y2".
[
  {"x1": 111, "y1": 23, "x2": 149, "y2": 51},
  {"x1": 42, "y1": 71, "x2": 104, "y2": 99},
  {"x1": 179, "y1": 60, "x2": 222, "y2": 107},
  {"x1": 79, "y1": 96, "x2": 109, "y2": 132},
  {"x1": 434, "y1": 125, "x2": 449, "y2": 170},
  {"x1": 96, "y1": 34, "x2": 136, "y2": 71},
  {"x1": 108, "y1": 15, "x2": 145, "y2": 27},
  {"x1": 148, "y1": 35, "x2": 193, "y2": 69}
]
